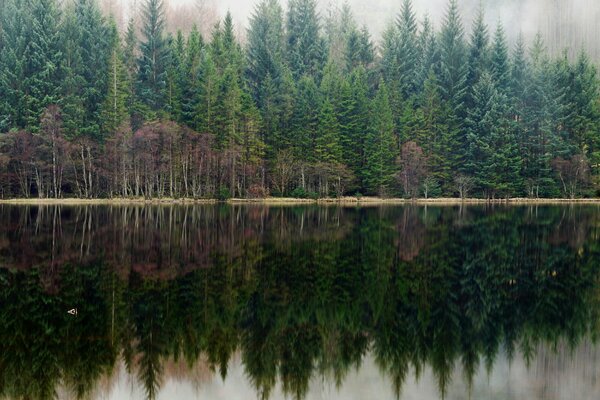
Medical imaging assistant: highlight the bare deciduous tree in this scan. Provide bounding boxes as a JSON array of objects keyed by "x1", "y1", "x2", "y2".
[
  {"x1": 397, "y1": 141, "x2": 427, "y2": 198},
  {"x1": 552, "y1": 155, "x2": 590, "y2": 199},
  {"x1": 454, "y1": 174, "x2": 475, "y2": 200}
]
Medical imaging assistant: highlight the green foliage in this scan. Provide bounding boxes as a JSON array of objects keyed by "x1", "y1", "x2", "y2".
[
  {"x1": 0, "y1": 0, "x2": 598, "y2": 198},
  {"x1": 286, "y1": 0, "x2": 327, "y2": 80},
  {"x1": 137, "y1": 0, "x2": 170, "y2": 113},
  {"x1": 217, "y1": 186, "x2": 232, "y2": 200},
  {"x1": 363, "y1": 81, "x2": 397, "y2": 195}
]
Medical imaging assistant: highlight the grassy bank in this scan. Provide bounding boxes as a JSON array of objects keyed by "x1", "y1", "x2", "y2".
[{"x1": 0, "y1": 196, "x2": 600, "y2": 206}]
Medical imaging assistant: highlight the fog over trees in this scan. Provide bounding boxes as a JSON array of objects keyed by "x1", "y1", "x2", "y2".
[{"x1": 0, "y1": 0, "x2": 599, "y2": 199}]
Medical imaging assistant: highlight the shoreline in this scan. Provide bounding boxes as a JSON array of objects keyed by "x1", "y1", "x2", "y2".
[{"x1": 0, "y1": 196, "x2": 599, "y2": 206}]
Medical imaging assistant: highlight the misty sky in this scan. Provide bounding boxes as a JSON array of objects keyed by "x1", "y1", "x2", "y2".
[
  {"x1": 106, "y1": 0, "x2": 600, "y2": 58},
  {"x1": 171, "y1": 0, "x2": 598, "y2": 42}
]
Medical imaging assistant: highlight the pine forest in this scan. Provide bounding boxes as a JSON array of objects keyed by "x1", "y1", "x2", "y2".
[{"x1": 1, "y1": 0, "x2": 599, "y2": 200}]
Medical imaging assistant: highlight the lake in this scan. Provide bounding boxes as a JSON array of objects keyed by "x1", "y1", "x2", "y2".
[{"x1": 0, "y1": 204, "x2": 599, "y2": 400}]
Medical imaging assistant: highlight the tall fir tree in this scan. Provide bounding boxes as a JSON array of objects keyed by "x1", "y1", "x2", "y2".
[
  {"x1": 286, "y1": 0, "x2": 327, "y2": 80},
  {"x1": 180, "y1": 25, "x2": 204, "y2": 130},
  {"x1": 396, "y1": 0, "x2": 420, "y2": 100},
  {"x1": 438, "y1": 0, "x2": 468, "y2": 171},
  {"x1": 364, "y1": 81, "x2": 396, "y2": 195},
  {"x1": 246, "y1": 0, "x2": 287, "y2": 155},
  {"x1": 490, "y1": 23, "x2": 510, "y2": 94},
  {"x1": 0, "y1": 0, "x2": 30, "y2": 130},
  {"x1": 100, "y1": 18, "x2": 130, "y2": 134},
  {"x1": 137, "y1": 0, "x2": 170, "y2": 114},
  {"x1": 338, "y1": 67, "x2": 370, "y2": 186},
  {"x1": 466, "y1": 7, "x2": 489, "y2": 112},
  {"x1": 60, "y1": 0, "x2": 110, "y2": 138},
  {"x1": 315, "y1": 99, "x2": 342, "y2": 164},
  {"x1": 24, "y1": 0, "x2": 63, "y2": 130}
]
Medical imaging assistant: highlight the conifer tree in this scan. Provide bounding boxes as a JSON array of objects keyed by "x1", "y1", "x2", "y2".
[
  {"x1": 364, "y1": 81, "x2": 396, "y2": 195},
  {"x1": 438, "y1": 0, "x2": 468, "y2": 170},
  {"x1": 180, "y1": 26, "x2": 203, "y2": 130},
  {"x1": 137, "y1": 0, "x2": 170, "y2": 113},
  {"x1": 396, "y1": 0, "x2": 420, "y2": 99},
  {"x1": 286, "y1": 0, "x2": 327, "y2": 80},
  {"x1": 289, "y1": 76, "x2": 319, "y2": 160},
  {"x1": 466, "y1": 8, "x2": 489, "y2": 100},
  {"x1": 101, "y1": 19, "x2": 130, "y2": 134},
  {"x1": 315, "y1": 99, "x2": 342, "y2": 164},
  {"x1": 338, "y1": 67, "x2": 370, "y2": 185},
  {"x1": 0, "y1": 0, "x2": 30, "y2": 130},
  {"x1": 490, "y1": 23, "x2": 510, "y2": 94},
  {"x1": 24, "y1": 0, "x2": 62, "y2": 130}
]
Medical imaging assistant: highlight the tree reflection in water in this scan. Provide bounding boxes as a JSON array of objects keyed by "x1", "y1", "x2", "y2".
[{"x1": 0, "y1": 205, "x2": 599, "y2": 400}]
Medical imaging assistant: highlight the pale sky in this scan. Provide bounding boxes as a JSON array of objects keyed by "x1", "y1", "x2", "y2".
[{"x1": 109, "y1": 0, "x2": 600, "y2": 59}]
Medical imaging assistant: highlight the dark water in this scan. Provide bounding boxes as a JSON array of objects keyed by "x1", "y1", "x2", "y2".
[{"x1": 1, "y1": 204, "x2": 600, "y2": 400}]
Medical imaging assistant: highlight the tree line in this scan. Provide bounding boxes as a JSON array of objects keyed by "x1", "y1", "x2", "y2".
[{"x1": 0, "y1": 0, "x2": 599, "y2": 199}]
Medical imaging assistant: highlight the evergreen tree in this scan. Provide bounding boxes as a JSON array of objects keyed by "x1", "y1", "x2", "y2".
[
  {"x1": 180, "y1": 25, "x2": 204, "y2": 130},
  {"x1": 521, "y1": 34, "x2": 561, "y2": 197},
  {"x1": 465, "y1": 72, "x2": 521, "y2": 197},
  {"x1": 338, "y1": 67, "x2": 370, "y2": 186},
  {"x1": 196, "y1": 50, "x2": 218, "y2": 134},
  {"x1": 286, "y1": 0, "x2": 327, "y2": 80},
  {"x1": 438, "y1": 0, "x2": 468, "y2": 171},
  {"x1": 100, "y1": 19, "x2": 130, "y2": 134},
  {"x1": 137, "y1": 0, "x2": 170, "y2": 113},
  {"x1": 364, "y1": 81, "x2": 396, "y2": 195},
  {"x1": 490, "y1": 23, "x2": 510, "y2": 94},
  {"x1": 24, "y1": 0, "x2": 63, "y2": 130},
  {"x1": 416, "y1": 15, "x2": 438, "y2": 90},
  {"x1": 419, "y1": 69, "x2": 453, "y2": 191},
  {"x1": 246, "y1": 0, "x2": 288, "y2": 155},
  {"x1": 288, "y1": 75, "x2": 319, "y2": 160},
  {"x1": 60, "y1": 0, "x2": 110, "y2": 138},
  {"x1": 344, "y1": 27, "x2": 375, "y2": 73},
  {"x1": 396, "y1": 0, "x2": 420, "y2": 99},
  {"x1": 166, "y1": 30, "x2": 185, "y2": 121},
  {"x1": 315, "y1": 99, "x2": 342, "y2": 164},
  {"x1": 0, "y1": 0, "x2": 30, "y2": 130},
  {"x1": 466, "y1": 7, "x2": 489, "y2": 101}
]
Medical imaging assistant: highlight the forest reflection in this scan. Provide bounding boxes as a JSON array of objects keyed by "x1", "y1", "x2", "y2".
[{"x1": 0, "y1": 204, "x2": 599, "y2": 400}]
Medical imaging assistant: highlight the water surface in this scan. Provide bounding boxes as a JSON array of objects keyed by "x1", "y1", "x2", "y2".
[{"x1": 0, "y1": 204, "x2": 599, "y2": 400}]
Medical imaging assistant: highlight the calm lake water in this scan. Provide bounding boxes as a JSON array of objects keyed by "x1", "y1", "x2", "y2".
[{"x1": 1, "y1": 204, "x2": 600, "y2": 400}]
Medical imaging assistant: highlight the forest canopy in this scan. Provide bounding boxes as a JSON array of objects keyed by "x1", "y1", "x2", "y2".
[{"x1": 0, "y1": 0, "x2": 599, "y2": 199}]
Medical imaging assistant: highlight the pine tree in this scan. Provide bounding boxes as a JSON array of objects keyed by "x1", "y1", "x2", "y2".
[
  {"x1": 196, "y1": 50, "x2": 218, "y2": 134},
  {"x1": 466, "y1": 7, "x2": 489, "y2": 102},
  {"x1": 396, "y1": 0, "x2": 420, "y2": 99},
  {"x1": 0, "y1": 0, "x2": 30, "y2": 130},
  {"x1": 101, "y1": 19, "x2": 130, "y2": 134},
  {"x1": 60, "y1": 0, "x2": 110, "y2": 138},
  {"x1": 490, "y1": 23, "x2": 510, "y2": 94},
  {"x1": 166, "y1": 30, "x2": 185, "y2": 121},
  {"x1": 137, "y1": 0, "x2": 170, "y2": 113},
  {"x1": 24, "y1": 0, "x2": 63, "y2": 130},
  {"x1": 246, "y1": 0, "x2": 288, "y2": 155},
  {"x1": 180, "y1": 25, "x2": 204, "y2": 130},
  {"x1": 286, "y1": 0, "x2": 327, "y2": 80},
  {"x1": 419, "y1": 69, "x2": 453, "y2": 191},
  {"x1": 338, "y1": 67, "x2": 370, "y2": 186},
  {"x1": 364, "y1": 81, "x2": 396, "y2": 195},
  {"x1": 438, "y1": 0, "x2": 468, "y2": 171},
  {"x1": 288, "y1": 75, "x2": 319, "y2": 160},
  {"x1": 465, "y1": 72, "x2": 521, "y2": 197},
  {"x1": 521, "y1": 33, "x2": 561, "y2": 197},
  {"x1": 315, "y1": 99, "x2": 342, "y2": 164},
  {"x1": 416, "y1": 14, "x2": 438, "y2": 90}
]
